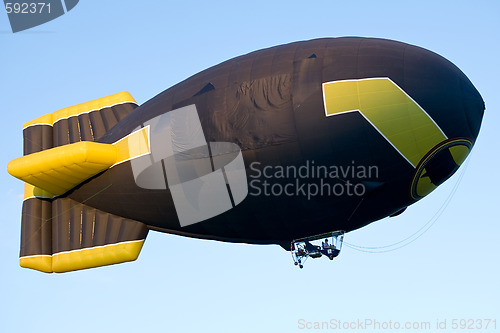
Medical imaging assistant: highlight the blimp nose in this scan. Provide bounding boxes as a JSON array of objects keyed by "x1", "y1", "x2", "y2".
[
  {"x1": 401, "y1": 46, "x2": 484, "y2": 142},
  {"x1": 408, "y1": 64, "x2": 484, "y2": 200},
  {"x1": 460, "y1": 79, "x2": 485, "y2": 140}
]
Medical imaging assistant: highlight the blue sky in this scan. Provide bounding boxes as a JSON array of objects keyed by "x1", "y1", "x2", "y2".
[{"x1": 1, "y1": 1, "x2": 499, "y2": 332}]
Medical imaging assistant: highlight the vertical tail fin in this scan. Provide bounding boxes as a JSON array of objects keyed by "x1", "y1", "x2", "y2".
[
  {"x1": 20, "y1": 184, "x2": 53, "y2": 272},
  {"x1": 23, "y1": 91, "x2": 138, "y2": 147},
  {"x1": 20, "y1": 196, "x2": 149, "y2": 273}
]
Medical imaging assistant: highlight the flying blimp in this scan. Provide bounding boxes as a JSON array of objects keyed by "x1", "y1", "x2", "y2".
[{"x1": 7, "y1": 37, "x2": 484, "y2": 273}]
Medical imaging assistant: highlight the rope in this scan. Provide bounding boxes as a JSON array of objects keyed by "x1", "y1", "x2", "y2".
[{"x1": 344, "y1": 154, "x2": 471, "y2": 253}]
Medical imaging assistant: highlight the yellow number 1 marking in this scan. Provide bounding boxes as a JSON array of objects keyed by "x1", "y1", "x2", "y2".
[{"x1": 322, "y1": 78, "x2": 447, "y2": 168}]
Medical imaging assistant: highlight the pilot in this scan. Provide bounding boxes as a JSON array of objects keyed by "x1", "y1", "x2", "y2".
[{"x1": 322, "y1": 239, "x2": 331, "y2": 249}]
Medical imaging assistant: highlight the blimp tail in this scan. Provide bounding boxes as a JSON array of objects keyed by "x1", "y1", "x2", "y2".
[
  {"x1": 19, "y1": 191, "x2": 149, "y2": 273},
  {"x1": 8, "y1": 92, "x2": 150, "y2": 273}
]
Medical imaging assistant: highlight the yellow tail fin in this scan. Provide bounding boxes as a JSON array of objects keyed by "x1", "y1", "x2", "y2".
[
  {"x1": 19, "y1": 196, "x2": 149, "y2": 273},
  {"x1": 8, "y1": 127, "x2": 149, "y2": 196}
]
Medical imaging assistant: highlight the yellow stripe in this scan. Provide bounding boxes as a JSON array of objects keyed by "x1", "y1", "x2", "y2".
[
  {"x1": 51, "y1": 240, "x2": 145, "y2": 273},
  {"x1": 20, "y1": 255, "x2": 52, "y2": 273},
  {"x1": 323, "y1": 78, "x2": 447, "y2": 167},
  {"x1": 23, "y1": 113, "x2": 53, "y2": 128},
  {"x1": 23, "y1": 91, "x2": 136, "y2": 128},
  {"x1": 19, "y1": 240, "x2": 144, "y2": 273},
  {"x1": 112, "y1": 126, "x2": 150, "y2": 166}
]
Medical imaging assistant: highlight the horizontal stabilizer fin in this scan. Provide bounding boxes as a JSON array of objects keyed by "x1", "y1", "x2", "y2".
[
  {"x1": 9, "y1": 141, "x2": 116, "y2": 195},
  {"x1": 8, "y1": 127, "x2": 150, "y2": 196},
  {"x1": 20, "y1": 197, "x2": 149, "y2": 273}
]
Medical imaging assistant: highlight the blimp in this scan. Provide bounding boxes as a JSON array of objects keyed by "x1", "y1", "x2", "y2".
[{"x1": 7, "y1": 37, "x2": 484, "y2": 272}]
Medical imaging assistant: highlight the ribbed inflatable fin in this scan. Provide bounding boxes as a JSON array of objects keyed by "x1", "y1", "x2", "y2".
[{"x1": 20, "y1": 196, "x2": 149, "y2": 273}]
